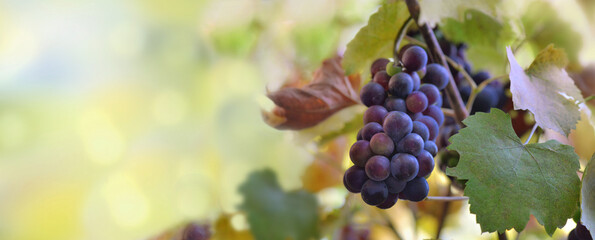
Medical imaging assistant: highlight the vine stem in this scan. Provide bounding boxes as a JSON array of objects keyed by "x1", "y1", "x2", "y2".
[
  {"x1": 441, "y1": 108, "x2": 455, "y2": 118},
  {"x1": 404, "y1": 0, "x2": 469, "y2": 125},
  {"x1": 524, "y1": 124, "x2": 539, "y2": 145},
  {"x1": 585, "y1": 95, "x2": 595, "y2": 102},
  {"x1": 466, "y1": 75, "x2": 509, "y2": 112},
  {"x1": 425, "y1": 196, "x2": 469, "y2": 201},
  {"x1": 393, "y1": 17, "x2": 414, "y2": 64}
]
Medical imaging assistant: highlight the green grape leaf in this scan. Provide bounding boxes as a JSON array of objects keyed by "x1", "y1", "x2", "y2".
[
  {"x1": 582, "y1": 154, "x2": 595, "y2": 233},
  {"x1": 239, "y1": 169, "x2": 320, "y2": 240},
  {"x1": 447, "y1": 109, "x2": 581, "y2": 235},
  {"x1": 342, "y1": 1, "x2": 409, "y2": 75},
  {"x1": 418, "y1": 0, "x2": 502, "y2": 27},
  {"x1": 440, "y1": 10, "x2": 517, "y2": 74},
  {"x1": 507, "y1": 45, "x2": 584, "y2": 136}
]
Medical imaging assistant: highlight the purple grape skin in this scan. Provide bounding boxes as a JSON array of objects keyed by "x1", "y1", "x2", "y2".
[
  {"x1": 406, "y1": 91, "x2": 429, "y2": 113},
  {"x1": 388, "y1": 73, "x2": 414, "y2": 98},
  {"x1": 390, "y1": 153, "x2": 419, "y2": 181},
  {"x1": 385, "y1": 175, "x2": 407, "y2": 193},
  {"x1": 383, "y1": 111, "x2": 413, "y2": 143},
  {"x1": 376, "y1": 193, "x2": 399, "y2": 209},
  {"x1": 417, "y1": 116, "x2": 439, "y2": 141},
  {"x1": 373, "y1": 70, "x2": 391, "y2": 90},
  {"x1": 371, "y1": 58, "x2": 390, "y2": 77},
  {"x1": 400, "y1": 177, "x2": 429, "y2": 202},
  {"x1": 396, "y1": 133, "x2": 424, "y2": 156},
  {"x1": 416, "y1": 150, "x2": 435, "y2": 178},
  {"x1": 401, "y1": 46, "x2": 427, "y2": 72},
  {"x1": 423, "y1": 105, "x2": 444, "y2": 126},
  {"x1": 360, "y1": 82, "x2": 387, "y2": 107},
  {"x1": 362, "y1": 122, "x2": 384, "y2": 141},
  {"x1": 361, "y1": 180, "x2": 388, "y2": 206},
  {"x1": 418, "y1": 84, "x2": 440, "y2": 105},
  {"x1": 349, "y1": 140, "x2": 373, "y2": 167},
  {"x1": 344, "y1": 166, "x2": 368, "y2": 193},
  {"x1": 363, "y1": 105, "x2": 388, "y2": 124},
  {"x1": 365, "y1": 155, "x2": 391, "y2": 181},
  {"x1": 356, "y1": 129, "x2": 363, "y2": 140},
  {"x1": 424, "y1": 140, "x2": 438, "y2": 157},
  {"x1": 408, "y1": 112, "x2": 422, "y2": 121},
  {"x1": 410, "y1": 72, "x2": 421, "y2": 91},
  {"x1": 422, "y1": 63, "x2": 449, "y2": 90},
  {"x1": 412, "y1": 121, "x2": 430, "y2": 142},
  {"x1": 370, "y1": 133, "x2": 395, "y2": 157},
  {"x1": 384, "y1": 97, "x2": 407, "y2": 112}
]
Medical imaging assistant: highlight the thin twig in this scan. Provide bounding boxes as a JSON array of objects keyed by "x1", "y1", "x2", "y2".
[
  {"x1": 441, "y1": 108, "x2": 456, "y2": 118},
  {"x1": 445, "y1": 57, "x2": 477, "y2": 89},
  {"x1": 466, "y1": 75, "x2": 509, "y2": 112},
  {"x1": 524, "y1": 124, "x2": 539, "y2": 145},
  {"x1": 584, "y1": 95, "x2": 595, "y2": 102},
  {"x1": 393, "y1": 17, "x2": 414, "y2": 64},
  {"x1": 425, "y1": 196, "x2": 469, "y2": 201}
]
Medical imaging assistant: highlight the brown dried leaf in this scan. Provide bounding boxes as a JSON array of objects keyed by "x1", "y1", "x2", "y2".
[{"x1": 263, "y1": 56, "x2": 361, "y2": 130}]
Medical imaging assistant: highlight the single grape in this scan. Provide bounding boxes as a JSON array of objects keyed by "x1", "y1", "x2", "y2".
[
  {"x1": 383, "y1": 111, "x2": 413, "y2": 143},
  {"x1": 398, "y1": 44, "x2": 415, "y2": 60},
  {"x1": 365, "y1": 155, "x2": 391, "y2": 181},
  {"x1": 422, "y1": 63, "x2": 449, "y2": 90},
  {"x1": 384, "y1": 97, "x2": 407, "y2": 112},
  {"x1": 349, "y1": 140, "x2": 373, "y2": 167},
  {"x1": 471, "y1": 86, "x2": 499, "y2": 113},
  {"x1": 575, "y1": 222, "x2": 593, "y2": 240},
  {"x1": 424, "y1": 140, "x2": 438, "y2": 157},
  {"x1": 362, "y1": 122, "x2": 384, "y2": 141},
  {"x1": 356, "y1": 129, "x2": 363, "y2": 141},
  {"x1": 568, "y1": 229, "x2": 579, "y2": 240},
  {"x1": 439, "y1": 38, "x2": 456, "y2": 57},
  {"x1": 388, "y1": 73, "x2": 414, "y2": 98},
  {"x1": 406, "y1": 91, "x2": 428, "y2": 113},
  {"x1": 433, "y1": 93, "x2": 443, "y2": 107},
  {"x1": 410, "y1": 72, "x2": 421, "y2": 91},
  {"x1": 373, "y1": 70, "x2": 391, "y2": 90},
  {"x1": 423, "y1": 105, "x2": 444, "y2": 126},
  {"x1": 416, "y1": 150, "x2": 435, "y2": 178},
  {"x1": 363, "y1": 105, "x2": 388, "y2": 124},
  {"x1": 360, "y1": 82, "x2": 387, "y2": 107},
  {"x1": 472, "y1": 71, "x2": 491, "y2": 84},
  {"x1": 385, "y1": 61, "x2": 402, "y2": 76},
  {"x1": 344, "y1": 166, "x2": 368, "y2": 193},
  {"x1": 412, "y1": 121, "x2": 429, "y2": 142},
  {"x1": 390, "y1": 153, "x2": 419, "y2": 181},
  {"x1": 401, "y1": 46, "x2": 427, "y2": 72},
  {"x1": 400, "y1": 177, "x2": 429, "y2": 202},
  {"x1": 396, "y1": 133, "x2": 424, "y2": 156},
  {"x1": 376, "y1": 193, "x2": 399, "y2": 209},
  {"x1": 417, "y1": 116, "x2": 439, "y2": 141},
  {"x1": 371, "y1": 58, "x2": 389, "y2": 77},
  {"x1": 370, "y1": 133, "x2": 395, "y2": 157},
  {"x1": 361, "y1": 180, "x2": 388, "y2": 206},
  {"x1": 385, "y1": 175, "x2": 407, "y2": 193},
  {"x1": 418, "y1": 84, "x2": 440, "y2": 105}
]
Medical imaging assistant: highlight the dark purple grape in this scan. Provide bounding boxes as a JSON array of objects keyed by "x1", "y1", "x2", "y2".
[
  {"x1": 362, "y1": 122, "x2": 383, "y2": 141},
  {"x1": 410, "y1": 72, "x2": 421, "y2": 91},
  {"x1": 349, "y1": 140, "x2": 373, "y2": 167},
  {"x1": 422, "y1": 63, "x2": 449, "y2": 90},
  {"x1": 406, "y1": 91, "x2": 428, "y2": 113},
  {"x1": 471, "y1": 86, "x2": 499, "y2": 114},
  {"x1": 423, "y1": 105, "x2": 444, "y2": 126},
  {"x1": 416, "y1": 150, "x2": 434, "y2": 178},
  {"x1": 370, "y1": 133, "x2": 395, "y2": 157},
  {"x1": 568, "y1": 229, "x2": 579, "y2": 240},
  {"x1": 365, "y1": 155, "x2": 391, "y2": 181},
  {"x1": 344, "y1": 166, "x2": 368, "y2": 193},
  {"x1": 390, "y1": 153, "x2": 419, "y2": 181},
  {"x1": 371, "y1": 58, "x2": 390, "y2": 77},
  {"x1": 361, "y1": 180, "x2": 388, "y2": 206},
  {"x1": 408, "y1": 112, "x2": 422, "y2": 121},
  {"x1": 576, "y1": 222, "x2": 593, "y2": 240},
  {"x1": 383, "y1": 111, "x2": 413, "y2": 143},
  {"x1": 356, "y1": 129, "x2": 363, "y2": 140},
  {"x1": 384, "y1": 97, "x2": 406, "y2": 112},
  {"x1": 401, "y1": 46, "x2": 427, "y2": 72},
  {"x1": 385, "y1": 175, "x2": 407, "y2": 193},
  {"x1": 373, "y1": 70, "x2": 391, "y2": 90},
  {"x1": 363, "y1": 105, "x2": 388, "y2": 124},
  {"x1": 360, "y1": 82, "x2": 387, "y2": 107},
  {"x1": 459, "y1": 85, "x2": 471, "y2": 102},
  {"x1": 396, "y1": 133, "x2": 424, "y2": 156},
  {"x1": 388, "y1": 73, "x2": 414, "y2": 98},
  {"x1": 417, "y1": 116, "x2": 439, "y2": 141},
  {"x1": 433, "y1": 93, "x2": 443, "y2": 107},
  {"x1": 376, "y1": 193, "x2": 398, "y2": 209},
  {"x1": 424, "y1": 141, "x2": 438, "y2": 157},
  {"x1": 472, "y1": 71, "x2": 491, "y2": 84},
  {"x1": 400, "y1": 177, "x2": 429, "y2": 202},
  {"x1": 418, "y1": 84, "x2": 440, "y2": 105},
  {"x1": 398, "y1": 44, "x2": 415, "y2": 60},
  {"x1": 412, "y1": 121, "x2": 429, "y2": 142},
  {"x1": 439, "y1": 38, "x2": 456, "y2": 57}
]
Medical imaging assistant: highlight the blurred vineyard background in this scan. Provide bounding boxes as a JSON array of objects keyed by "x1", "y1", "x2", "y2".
[{"x1": 0, "y1": 0, "x2": 594, "y2": 240}]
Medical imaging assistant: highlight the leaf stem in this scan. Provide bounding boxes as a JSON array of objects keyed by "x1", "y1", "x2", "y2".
[
  {"x1": 466, "y1": 75, "x2": 509, "y2": 113},
  {"x1": 425, "y1": 196, "x2": 469, "y2": 201},
  {"x1": 524, "y1": 124, "x2": 539, "y2": 145},
  {"x1": 393, "y1": 17, "x2": 414, "y2": 64},
  {"x1": 445, "y1": 56, "x2": 477, "y2": 89},
  {"x1": 584, "y1": 95, "x2": 595, "y2": 102},
  {"x1": 441, "y1": 108, "x2": 455, "y2": 118}
]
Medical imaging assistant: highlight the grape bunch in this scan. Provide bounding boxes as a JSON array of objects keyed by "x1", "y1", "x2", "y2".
[
  {"x1": 343, "y1": 46, "x2": 447, "y2": 208},
  {"x1": 568, "y1": 222, "x2": 593, "y2": 240}
]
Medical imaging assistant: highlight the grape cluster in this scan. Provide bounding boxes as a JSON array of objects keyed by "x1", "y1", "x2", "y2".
[
  {"x1": 343, "y1": 46, "x2": 447, "y2": 208},
  {"x1": 569, "y1": 222, "x2": 593, "y2": 240}
]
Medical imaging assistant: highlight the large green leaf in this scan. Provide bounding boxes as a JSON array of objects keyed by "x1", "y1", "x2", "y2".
[
  {"x1": 342, "y1": 1, "x2": 409, "y2": 75},
  {"x1": 447, "y1": 109, "x2": 581, "y2": 235},
  {"x1": 507, "y1": 45, "x2": 584, "y2": 136},
  {"x1": 418, "y1": 0, "x2": 501, "y2": 27},
  {"x1": 239, "y1": 169, "x2": 319, "y2": 240},
  {"x1": 582, "y1": 154, "x2": 595, "y2": 233}
]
